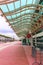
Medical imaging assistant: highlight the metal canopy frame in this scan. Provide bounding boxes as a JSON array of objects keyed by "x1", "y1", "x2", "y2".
[{"x1": 0, "y1": 0, "x2": 43, "y2": 38}]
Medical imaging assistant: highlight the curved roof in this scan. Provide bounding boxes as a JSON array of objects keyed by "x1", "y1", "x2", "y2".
[
  {"x1": 0, "y1": 0, "x2": 43, "y2": 38},
  {"x1": 0, "y1": 0, "x2": 18, "y2": 5}
]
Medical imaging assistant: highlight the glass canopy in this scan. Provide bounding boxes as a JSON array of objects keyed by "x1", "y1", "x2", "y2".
[{"x1": 0, "y1": 0, "x2": 43, "y2": 38}]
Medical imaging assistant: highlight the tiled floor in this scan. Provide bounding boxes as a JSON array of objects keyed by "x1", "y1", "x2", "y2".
[{"x1": 0, "y1": 42, "x2": 43, "y2": 65}]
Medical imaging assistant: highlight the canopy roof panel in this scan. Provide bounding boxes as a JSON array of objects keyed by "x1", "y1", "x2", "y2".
[
  {"x1": 0, "y1": 0, "x2": 43, "y2": 38},
  {"x1": 0, "y1": 0, "x2": 18, "y2": 5}
]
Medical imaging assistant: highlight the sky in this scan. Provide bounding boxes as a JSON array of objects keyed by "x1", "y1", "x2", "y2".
[{"x1": 0, "y1": 15, "x2": 19, "y2": 40}]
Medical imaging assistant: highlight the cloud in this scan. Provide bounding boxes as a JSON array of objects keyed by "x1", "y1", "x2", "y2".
[{"x1": 0, "y1": 16, "x2": 19, "y2": 40}]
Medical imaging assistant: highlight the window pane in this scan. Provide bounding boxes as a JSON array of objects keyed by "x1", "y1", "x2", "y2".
[
  {"x1": 12, "y1": 15, "x2": 16, "y2": 18},
  {"x1": 35, "y1": 0, "x2": 40, "y2": 4},
  {"x1": 41, "y1": 2, "x2": 43, "y2": 5},
  {"x1": 21, "y1": 11, "x2": 25, "y2": 15},
  {"x1": 21, "y1": 0, "x2": 26, "y2": 6},
  {"x1": 33, "y1": 0, "x2": 36, "y2": 4},
  {"x1": 7, "y1": 3, "x2": 14, "y2": 11},
  {"x1": 0, "y1": 5, "x2": 8, "y2": 12},
  {"x1": 17, "y1": 13, "x2": 20, "y2": 17},
  {"x1": 27, "y1": 0, "x2": 32, "y2": 4},
  {"x1": 26, "y1": 10, "x2": 30, "y2": 13},
  {"x1": 6, "y1": 16, "x2": 11, "y2": 19},
  {"x1": 15, "y1": 1, "x2": 20, "y2": 8},
  {"x1": 30, "y1": 10, "x2": 35, "y2": 13}
]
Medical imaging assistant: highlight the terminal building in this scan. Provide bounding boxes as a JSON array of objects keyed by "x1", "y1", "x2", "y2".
[
  {"x1": 0, "y1": 0, "x2": 43, "y2": 65},
  {"x1": 0, "y1": 34, "x2": 14, "y2": 42}
]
